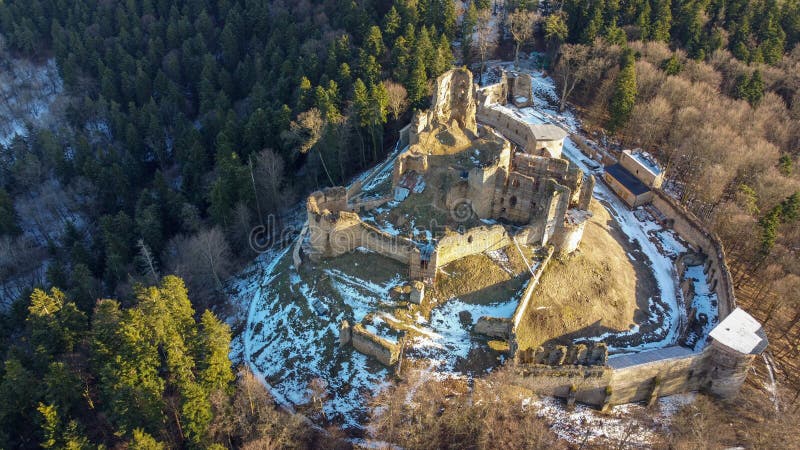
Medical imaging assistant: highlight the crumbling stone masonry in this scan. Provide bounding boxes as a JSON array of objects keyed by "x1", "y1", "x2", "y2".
[{"x1": 339, "y1": 322, "x2": 400, "y2": 366}]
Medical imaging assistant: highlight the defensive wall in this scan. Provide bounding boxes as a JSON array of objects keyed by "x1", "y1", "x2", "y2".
[
  {"x1": 504, "y1": 160, "x2": 755, "y2": 409},
  {"x1": 650, "y1": 190, "x2": 736, "y2": 318},
  {"x1": 435, "y1": 225, "x2": 511, "y2": 268}
]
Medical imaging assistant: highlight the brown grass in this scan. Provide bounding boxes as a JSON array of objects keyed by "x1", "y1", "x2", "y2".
[
  {"x1": 515, "y1": 199, "x2": 655, "y2": 349},
  {"x1": 430, "y1": 244, "x2": 536, "y2": 306}
]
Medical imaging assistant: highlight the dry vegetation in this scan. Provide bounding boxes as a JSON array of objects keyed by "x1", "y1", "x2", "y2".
[
  {"x1": 366, "y1": 368, "x2": 565, "y2": 450},
  {"x1": 515, "y1": 200, "x2": 650, "y2": 350},
  {"x1": 431, "y1": 244, "x2": 536, "y2": 304}
]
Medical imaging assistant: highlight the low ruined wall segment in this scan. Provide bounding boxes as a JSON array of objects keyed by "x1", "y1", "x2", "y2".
[
  {"x1": 435, "y1": 225, "x2": 512, "y2": 268},
  {"x1": 474, "y1": 316, "x2": 512, "y2": 339},
  {"x1": 350, "y1": 324, "x2": 399, "y2": 366}
]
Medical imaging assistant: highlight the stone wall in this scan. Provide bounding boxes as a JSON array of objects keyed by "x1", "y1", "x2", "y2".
[
  {"x1": 510, "y1": 73, "x2": 534, "y2": 108},
  {"x1": 477, "y1": 105, "x2": 538, "y2": 152},
  {"x1": 474, "y1": 316, "x2": 512, "y2": 339},
  {"x1": 307, "y1": 186, "x2": 348, "y2": 215},
  {"x1": 511, "y1": 342, "x2": 755, "y2": 408},
  {"x1": 348, "y1": 323, "x2": 400, "y2": 366},
  {"x1": 476, "y1": 76, "x2": 508, "y2": 108},
  {"x1": 435, "y1": 225, "x2": 512, "y2": 268},
  {"x1": 393, "y1": 150, "x2": 429, "y2": 185},
  {"x1": 511, "y1": 365, "x2": 612, "y2": 406},
  {"x1": 428, "y1": 68, "x2": 477, "y2": 135},
  {"x1": 651, "y1": 190, "x2": 736, "y2": 319},
  {"x1": 607, "y1": 347, "x2": 707, "y2": 406},
  {"x1": 550, "y1": 216, "x2": 588, "y2": 256},
  {"x1": 308, "y1": 210, "x2": 418, "y2": 264}
]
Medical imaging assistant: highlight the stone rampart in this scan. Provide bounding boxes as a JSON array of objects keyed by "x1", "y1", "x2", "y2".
[
  {"x1": 651, "y1": 190, "x2": 736, "y2": 318},
  {"x1": 511, "y1": 365, "x2": 612, "y2": 406},
  {"x1": 477, "y1": 106, "x2": 537, "y2": 152}
]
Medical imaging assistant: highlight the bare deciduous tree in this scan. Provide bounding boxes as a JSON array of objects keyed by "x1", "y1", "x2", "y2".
[
  {"x1": 383, "y1": 80, "x2": 408, "y2": 120},
  {"x1": 507, "y1": 9, "x2": 540, "y2": 68},
  {"x1": 554, "y1": 44, "x2": 603, "y2": 112},
  {"x1": 163, "y1": 226, "x2": 234, "y2": 308},
  {"x1": 475, "y1": 9, "x2": 495, "y2": 84},
  {"x1": 253, "y1": 148, "x2": 289, "y2": 216}
]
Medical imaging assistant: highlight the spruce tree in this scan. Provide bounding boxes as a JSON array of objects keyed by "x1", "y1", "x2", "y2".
[
  {"x1": 407, "y1": 54, "x2": 428, "y2": 109},
  {"x1": 608, "y1": 49, "x2": 638, "y2": 132},
  {"x1": 651, "y1": 0, "x2": 672, "y2": 42}
]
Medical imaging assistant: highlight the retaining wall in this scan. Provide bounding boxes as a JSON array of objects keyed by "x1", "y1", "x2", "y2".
[
  {"x1": 511, "y1": 365, "x2": 612, "y2": 406},
  {"x1": 474, "y1": 316, "x2": 512, "y2": 339}
]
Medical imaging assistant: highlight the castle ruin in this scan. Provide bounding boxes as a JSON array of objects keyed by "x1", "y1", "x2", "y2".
[{"x1": 299, "y1": 67, "x2": 766, "y2": 409}]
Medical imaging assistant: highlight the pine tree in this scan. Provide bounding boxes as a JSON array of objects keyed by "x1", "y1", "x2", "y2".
[
  {"x1": 604, "y1": 21, "x2": 628, "y2": 46},
  {"x1": 545, "y1": 13, "x2": 568, "y2": 55},
  {"x1": 353, "y1": 78, "x2": 370, "y2": 128},
  {"x1": 416, "y1": 26, "x2": 435, "y2": 77},
  {"x1": 392, "y1": 35, "x2": 411, "y2": 83},
  {"x1": 383, "y1": 6, "x2": 402, "y2": 40},
  {"x1": 407, "y1": 54, "x2": 428, "y2": 109},
  {"x1": 651, "y1": 0, "x2": 672, "y2": 42},
  {"x1": 196, "y1": 311, "x2": 235, "y2": 393},
  {"x1": 0, "y1": 188, "x2": 20, "y2": 236},
  {"x1": 461, "y1": 1, "x2": 478, "y2": 64},
  {"x1": 365, "y1": 26, "x2": 385, "y2": 58},
  {"x1": 747, "y1": 70, "x2": 765, "y2": 105},
  {"x1": 637, "y1": 0, "x2": 652, "y2": 40},
  {"x1": 608, "y1": 49, "x2": 638, "y2": 132},
  {"x1": 432, "y1": 34, "x2": 453, "y2": 78},
  {"x1": 661, "y1": 54, "x2": 682, "y2": 75}
]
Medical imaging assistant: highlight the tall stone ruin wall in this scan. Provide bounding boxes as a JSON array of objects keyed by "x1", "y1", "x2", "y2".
[
  {"x1": 307, "y1": 186, "x2": 348, "y2": 215},
  {"x1": 476, "y1": 77, "x2": 509, "y2": 109},
  {"x1": 308, "y1": 209, "x2": 417, "y2": 264},
  {"x1": 393, "y1": 151, "x2": 429, "y2": 184},
  {"x1": 428, "y1": 68, "x2": 478, "y2": 135}
]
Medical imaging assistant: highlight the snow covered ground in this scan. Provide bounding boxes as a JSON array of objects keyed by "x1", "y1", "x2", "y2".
[
  {"x1": 526, "y1": 393, "x2": 696, "y2": 447},
  {"x1": 0, "y1": 58, "x2": 63, "y2": 147}
]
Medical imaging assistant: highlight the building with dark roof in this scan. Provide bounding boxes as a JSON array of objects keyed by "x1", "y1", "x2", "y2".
[{"x1": 604, "y1": 163, "x2": 654, "y2": 207}]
